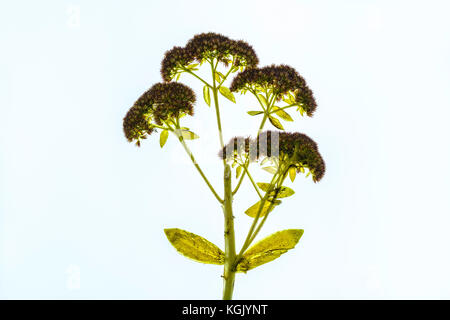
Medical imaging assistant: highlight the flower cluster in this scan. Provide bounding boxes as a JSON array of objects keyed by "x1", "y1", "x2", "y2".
[
  {"x1": 160, "y1": 46, "x2": 195, "y2": 82},
  {"x1": 185, "y1": 33, "x2": 259, "y2": 67},
  {"x1": 219, "y1": 131, "x2": 325, "y2": 182},
  {"x1": 123, "y1": 82, "x2": 196, "y2": 144},
  {"x1": 229, "y1": 65, "x2": 317, "y2": 116},
  {"x1": 123, "y1": 103, "x2": 154, "y2": 143},
  {"x1": 160, "y1": 32, "x2": 259, "y2": 82}
]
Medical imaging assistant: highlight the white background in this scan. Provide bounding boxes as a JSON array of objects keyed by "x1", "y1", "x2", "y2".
[{"x1": 1, "y1": 0, "x2": 450, "y2": 299}]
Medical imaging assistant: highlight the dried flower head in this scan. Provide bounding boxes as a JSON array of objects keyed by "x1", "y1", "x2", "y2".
[
  {"x1": 230, "y1": 65, "x2": 317, "y2": 116},
  {"x1": 218, "y1": 136, "x2": 251, "y2": 162},
  {"x1": 160, "y1": 46, "x2": 195, "y2": 82},
  {"x1": 123, "y1": 103, "x2": 154, "y2": 144},
  {"x1": 123, "y1": 82, "x2": 196, "y2": 145},
  {"x1": 219, "y1": 131, "x2": 325, "y2": 182},
  {"x1": 185, "y1": 32, "x2": 259, "y2": 68}
]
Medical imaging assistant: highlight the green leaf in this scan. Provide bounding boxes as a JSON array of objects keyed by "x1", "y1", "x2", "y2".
[
  {"x1": 187, "y1": 63, "x2": 199, "y2": 70},
  {"x1": 179, "y1": 129, "x2": 199, "y2": 140},
  {"x1": 164, "y1": 228, "x2": 225, "y2": 265},
  {"x1": 256, "y1": 183, "x2": 295, "y2": 198},
  {"x1": 219, "y1": 86, "x2": 236, "y2": 103},
  {"x1": 272, "y1": 106, "x2": 293, "y2": 121},
  {"x1": 236, "y1": 229, "x2": 304, "y2": 272},
  {"x1": 236, "y1": 165, "x2": 243, "y2": 179},
  {"x1": 256, "y1": 182, "x2": 271, "y2": 192},
  {"x1": 268, "y1": 115, "x2": 284, "y2": 130},
  {"x1": 203, "y1": 85, "x2": 211, "y2": 107},
  {"x1": 159, "y1": 130, "x2": 169, "y2": 148},
  {"x1": 244, "y1": 199, "x2": 281, "y2": 218},
  {"x1": 247, "y1": 110, "x2": 264, "y2": 116},
  {"x1": 262, "y1": 166, "x2": 277, "y2": 174},
  {"x1": 289, "y1": 167, "x2": 297, "y2": 182},
  {"x1": 214, "y1": 72, "x2": 223, "y2": 83},
  {"x1": 282, "y1": 93, "x2": 295, "y2": 105},
  {"x1": 257, "y1": 94, "x2": 268, "y2": 107}
]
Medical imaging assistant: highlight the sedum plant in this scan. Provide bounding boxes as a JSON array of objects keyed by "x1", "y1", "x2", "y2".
[{"x1": 123, "y1": 33, "x2": 325, "y2": 300}]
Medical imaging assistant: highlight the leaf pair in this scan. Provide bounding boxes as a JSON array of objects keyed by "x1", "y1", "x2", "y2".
[
  {"x1": 236, "y1": 229, "x2": 304, "y2": 272},
  {"x1": 203, "y1": 85, "x2": 235, "y2": 105},
  {"x1": 164, "y1": 228, "x2": 304, "y2": 273}
]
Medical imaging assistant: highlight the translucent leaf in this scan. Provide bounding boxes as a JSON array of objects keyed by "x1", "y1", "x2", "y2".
[
  {"x1": 257, "y1": 94, "x2": 268, "y2": 107},
  {"x1": 247, "y1": 110, "x2": 264, "y2": 116},
  {"x1": 179, "y1": 129, "x2": 199, "y2": 140},
  {"x1": 164, "y1": 228, "x2": 225, "y2": 265},
  {"x1": 236, "y1": 165, "x2": 243, "y2": 179},
  {"x1": 219, "y1": 87, "x2": 236, "y2": 103},
  {"x1": 272, "y1": 106, "x2": 293, "y2": 122},
  {"x1": 268, "y1": 116, "x2": 284, "y2": 130},
  {"x1": 256, "y1": 183, "x2": 295, "y2": 198},
  {"x1": 236, "y1": 229, "x2": 304, "y2": 272},
  {"x1": 187, "y1": 63, "x2": 199, "y2": 70},
  {"x1": 203, "y1": 85, "x2": 211, "y2": 107},
  {"x1": 262, "y1": 166, "x2": 277, "y2": 174},
  {"x1": 289, "y1": 167, "x2": 297, "y2": 182},
  {"x1": 282, "y1": 93, "x2": 295, "y2": 105},
  {"x1": 159, "y1": 130, "x2": 169, "y2": 148},
  {"x1": 244, "y1": 199, "x2": 281, "y2": 218},
  {"x1": 214, "y1": 72, "x2": 222, "y2": 83}
]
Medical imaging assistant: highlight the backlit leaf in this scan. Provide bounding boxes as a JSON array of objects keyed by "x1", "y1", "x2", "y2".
[
  {"x1": 177, "y1": 129, "x2": 199, "y2": 140},
  {"x1": 219, "y1": 87, "x2": 236, "y2": 103},
  {"x1": 236, "y1": 229, "x2": 304, "y2": 272},
  {"x1": 159, "y1": 130, "x2": 169, "y2": 148},
  {"x1": 247, "y1": 110, "x2": 264, "y2": 116},
  {"x1": 273, "y1": 106, "x2": 293, "y2": 121},
  {"x1": 236, "y1": 165, "x2": 243, "y2": 179},
  {"x1": 257, "y1": 94, "x2": 268, "y2": 107},
  {"x1": 257, "y1": 183, "x2": 295, "y2": 198},
  {"x1": 262, "y1": 166, "x2": 277, "y2": 174},
  {"x1": 289, "y1": 167, "x2": 297, "y2": 182},
  {"x1": 268, "y1": 115, "x2": 284, "y2": 130},
  {"x1": 244, "y1": 199, "x2": 281, "y2": 218},
  {"x1": 164, "y1": 228, "x2": 225, "y2": 265},
  {"x1": 203, "y1": 85, "x2": 211, "y2": 107}
]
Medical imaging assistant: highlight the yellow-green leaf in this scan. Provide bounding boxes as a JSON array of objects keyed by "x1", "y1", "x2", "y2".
[
  {"x1": 268, "y1": 115, "x2": 284, "y2": 130},
  {"x1": 262, "y1": 166, "x2": 277, "y2": 174},
  {"x1": 244, "y1": 199, "x2": 281, "y2": 218},
  {"x1": 247, "y1": 110, "x2": 264, "y2": 116},
  {"x1": 257, "y1": 183, "x2": 295, "y2": 198},
  {"x1": 236, "y1": 229, "x2": 304, "y2": 272},
  {"x1": 282, "y1": 93, "x2": 295, "y2": 104},
  {"x1": 219, "y1": 86, "x2": 236, "y2": 103},
  {"x1": 159, "y1": 130, "x2": 169, "y2": 148},
  {"x1": 257, "y1": 94, "x2": 268, "y2": 107},
  {"x1": 256, "y1": 182, "x2": 271, "y2": 192},
  {"x1": 180, "y1": 129, "x2": 199, "y2": 140},
  {"x1": 164, "y1": 228, "x2": 225, "y2": 265},
  {"x1": 289, "y1": 167, "x2": 297, "y2": 182},
  {"x1": 236, "y1": 165, "x2": 243, "y2": 179},
  {"x1": 215, "y1": 72, "x2": 222, "y2": 83},
  {"x1": 203, "y1": 85, "x2": 211, "y2": 107},
  {"x1": 273, "y1": 106, "x2": 293, "y2": 121}
]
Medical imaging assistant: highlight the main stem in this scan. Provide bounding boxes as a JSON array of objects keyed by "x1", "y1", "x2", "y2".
[
  {"x1": 222, "y1": 164, "x2": 236, "y2": 300},
  {"x1": 209, "y1": 60, "x2": 237, "y2": 299}
]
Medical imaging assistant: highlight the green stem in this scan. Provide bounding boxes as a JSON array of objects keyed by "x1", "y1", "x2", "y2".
[
  {"x1": 211, "y1": 61, "x2": 225, "y2": 152},
  {"x1": 269, "y1": 103, "x2": 297, "y2": 113},
  {"x1": 173, "y1": 128, "x2": 223, "y2": 203},
  {"x1": 222, "y1": 165, "x2": 236, "y2": 300},
  {"x1": 181, "y1": 67, "x2": 211, "y2": 87},
  {"x1": 243, "y1": 165, "x2": 263, "y2": 200}
]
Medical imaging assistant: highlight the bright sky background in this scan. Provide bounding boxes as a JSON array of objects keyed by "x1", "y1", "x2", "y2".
[{"x1": 1, "y1": 0, "x2": 450, "y2": 299}]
